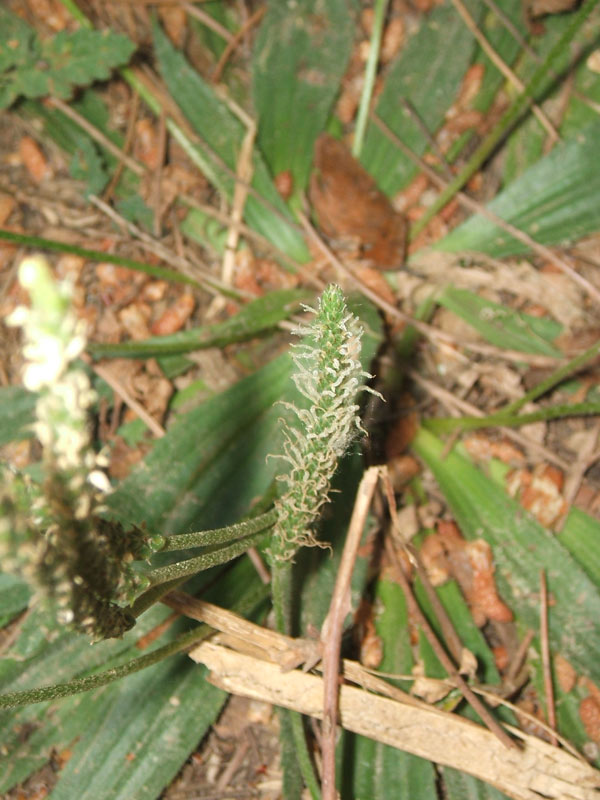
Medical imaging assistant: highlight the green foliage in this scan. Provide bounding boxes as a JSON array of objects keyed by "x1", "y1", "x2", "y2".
[
  {"x1": 152, "y1": 20, "x2": 310, "y2": 263},
  {"x1": 436, "y1": 120, "x2": 600, "y2": 257},
  {"x1": 88, "y1": 289, "x2": 312, "y2": 359},
  {"x1": 69, "y1": 136, "x2": 108, "y2": 196},
  {"x1": 337, "y1": 579, "x2": 438, "y2": 799},
  {"x1": 0, "y1": 560, "x2": 263, "y2": 797},
  {"x1": 0, "y1": 8, "x2": 135, "y2": 110},
  {"x1": 437, "y1": 286, "x2": 562, "y2": 356},
  {"x1": 252, "y1": 0, "x2": 357, "y2": 200},
  {"x1": 361, "y1": 2, "x2": 477, "y2": 195},
  {"x1": 0, "y1": 386, "x2": 35, "y2": 446},
  {"x1": 2, "y1": 1, "x2": 600, "y2": 797},
  {"x1": 413, "y1": 428, "x2": 600, "y2": 681}
]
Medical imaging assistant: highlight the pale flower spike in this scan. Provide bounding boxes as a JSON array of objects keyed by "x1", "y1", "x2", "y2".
[
  {"x1": 2, "y1": 256, "x2": 153, "y2": 639},
  {"x1": 7, "y1": 256, "x2": 98, "y2": 480},
  {"x1": 270, "y1": 285, "x2": 376, "y2": 562}
]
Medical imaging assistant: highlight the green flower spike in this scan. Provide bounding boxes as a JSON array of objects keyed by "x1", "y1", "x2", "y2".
[
  {"x1": 2, "y1": 255, "x2": 153, "y2": 639},
  {"x1": 271, "y1": 284, "x2": 373, "y2": 562}
]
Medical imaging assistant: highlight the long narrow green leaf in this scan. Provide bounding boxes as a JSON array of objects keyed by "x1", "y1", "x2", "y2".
[
  {"x1": 529, "y1": 648, "x2": 598, "y2": 767},
  {"x1": 558, "y1": 506, "x2": 600, "y2": 587},
  {"x1": 152, "y1": 22, "x2": 310, "y2": 263},
  {"x1": 413, "y1": 428, "x2": 600, "y2": 681},
  {"x1": 415, "y1": 581, "x2": 512, "y2": 800},
  {"x1": 43, "y1": 558, "x2": 265, "y2": 800},
  {"x1": 0, "y1": 573, "x2": 30, "y2": 624},
  {"x1": 503, "y1": 10, "x2": 600, "y2": 184},
  {"x1": 0, "y1": 603, "x2": 179, "y2": 791},
  {"x1": 0, "y1": 228, "x2": 204, "y2": 289},
  {"x1": 252, "y1": 0, "x2": 356, "y2": 199},
  {"x1": 0, "y1": 386, "x2": 36, "y2": 445},
  {"x1": 47, "y1": 660, "x2": 224, "y2": 800},
  {"x1": 88, "y1": 288, "x2": 311, "y2": 358},
  {"x1": 337, "y1": 579, "x2": 437, "y2": 799},
  {"x1": 435, "y1": 120, "x2": 600, "y2": 257},
  {"x1": 360, "y1": 2, "x2": 477, "y2": 195},
  {"x1": 437, "y1": 286, "x2": 562, "y2": 355},
  {"x1": 0, "y1": 562, "x2": 260, "y2": 796}
]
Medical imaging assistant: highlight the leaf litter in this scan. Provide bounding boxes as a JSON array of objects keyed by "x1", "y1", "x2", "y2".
[{"x1": 1, "y1": 1, "x2": 600, "y2": 799}]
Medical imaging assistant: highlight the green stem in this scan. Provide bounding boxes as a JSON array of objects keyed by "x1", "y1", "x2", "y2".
[
  {"x1": 0, "y1": 625, "x2": 210, "y2": 710},
  {"x1": 353, "y1": 0, "x2": 389, "y2": 159},
  {"x1": 57, "y1": 0, "x2": 91, "y2": 27},
  {"x1": 272, "y1": 562, "x2": 322, "y2": 800},
  {"x1": 289, "y1": 711, "x2": 322, "y2": 800},
  {"x1": 120, "y1": 68, "x2": 225, "y2": 191},
  {"x1": 502, "y1": 340, "x2": 600, "y2": 416},
  {"x1": 129, "y1": 577, "x2": 189, "y2": 619},
  {"x1": 145, "y1": 529, "x2": 269, "y2": 586},
  {"x1": 425, "y1": 401, "x2": 600, "y2": 434},
  {"x1": 271, "y1": 559, "x2": 293, "y2": 635},
  {"x1": 159, "y1": 510, "x2": 277, "y2": 553},
  {"x1": 0, "y1": 229, "x2": 201, "y2": 288},
  {"x1": 410, "y1": 0, "x2": 599, "y2": 238},
  {"x1": 0, "y1": 581, "x2": 270, "y2": 711}
]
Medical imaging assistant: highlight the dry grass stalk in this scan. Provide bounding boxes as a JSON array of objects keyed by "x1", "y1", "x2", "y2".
[{"x1": 191, "y1": 638, "x2": 600, "y2": 800}]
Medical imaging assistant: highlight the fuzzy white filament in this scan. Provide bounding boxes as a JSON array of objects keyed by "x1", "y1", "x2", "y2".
[{"x1": 271, "y1": 285, "x2": 373, "y2": 561}]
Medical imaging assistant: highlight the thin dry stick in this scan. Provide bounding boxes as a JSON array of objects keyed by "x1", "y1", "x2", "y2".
[
  {"x1": 320, "y1": 466, "x2": 381, "y2": 800},
  {"x1": 212, "y1": 5, "x2": 266, "y2": 84},
  {"x1": 178, "y1": 194, "x2": 326, "y2": 289},
  {"x1": 539, "y1": 570, "x2": 558, "y2": 746},
  {"x1": 505, "y1": 629, "x2": 536, "y2": 690},
  {"x1": 152, "y1": 113, "x2": 167, "y2": 237},
  {"x1": 218, "y1": 95, "x2": 256, "y2": 288},
  {"x1": 371, "y1": 113, "x2": 600, "y2": 307},
  {"x1": 179, "y1": 195, "x2": 278, "y2": 251},
  {"x1": 103, "y1": 89, "x2": 140, "y2": 204},
  {"x1": 135, "y1": 610, "x2": 180, "y2": 649},
  {"x1": 194, "y1": 641, "x2": 600, "y2": 799},
  {"x1": 383, "y1": 535, "x2": 517, "y2": 749},
  {"x1": 563, "y1": 420, "x2": 600, "y2": 509},
  {"x1": 49, "y1": 97, "x2": 146, "y2": 177},
  {"x1": 169, "y1": 589, "x2": 582, "y2": 760},
  {"x1": 298, "y1": 209, "x2": 561, "y2": 368},
  {"x1": 401, "y1": 98, "x2": 454, "y2": 179},
  {"x1": 408, "y1": 368, "x2": 570, "y2": 471},
  {"x1": 245, "y1": 548, "x2": 271, "y2": 584},
  {"x1": 0, "y1": 608, "x2": 30, "y2": 657},
  {"x1": 83, "y1": 356, "x2": 166, "y2": 438},
  {"x1": 481, "y1": 0, "x2": 534, "y2": 55},
  {"x1": 481, "y1": 0, "x2": 600, "y2": 116},
  {"x1": 451, "y1": 0, "x2": 559, "y2": 143},
  {"x1": 164, "y1": 589, "x2": 322, "y2": 668},
  {"x1": 356, "y1": 662, "x2": 584, "y2": 759},
  {"x1": 215, "y1": 738, "x2": 251, "y2": 792},
  {"x1": 163, "y1": 590, "x2": 586, "y2": 768},
  {"x1": 88, "y1": 194, "x2": 246, "y2": 297},
  {"x1": 130, "y1": 65, "x2": 306, "y2": 237},
  {"x1": 169, "y1": 589, "x2": 591, "y2": 776},
  {"x1": 183, "y1": 2, "x2": 235, "y2": 42},
  {"x1": 381, "y1": 468, "x2": 464, "y2": 665}
]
